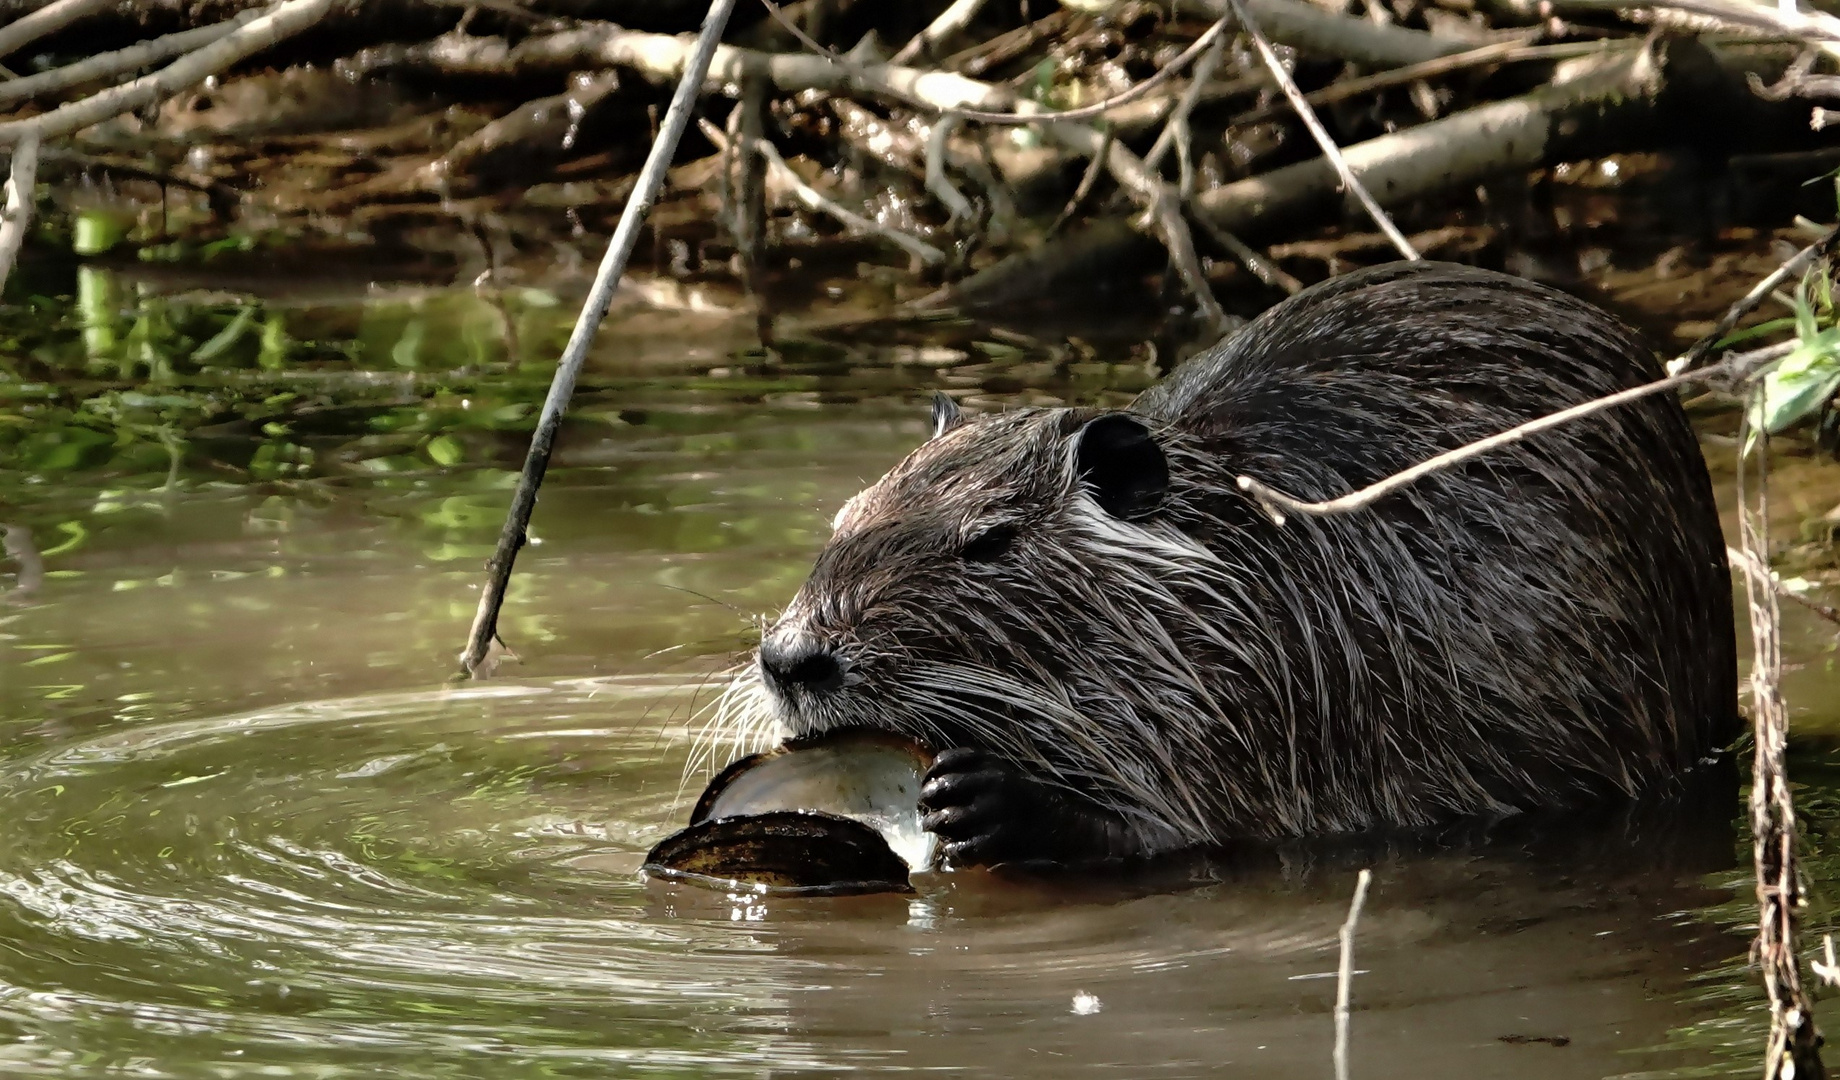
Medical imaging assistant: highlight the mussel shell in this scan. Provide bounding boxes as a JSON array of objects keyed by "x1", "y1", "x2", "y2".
[
  {"x1": 644, "y1": 730, "x2": 937, "y2": 895},
  {"x1": 644, "y1": 810, "x2": 916, "y2": 896}
]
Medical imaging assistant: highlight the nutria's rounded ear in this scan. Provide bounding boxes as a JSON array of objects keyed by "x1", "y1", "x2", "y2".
[
  {"x1": 1075, "y1": 414, "x2": 1167, "y2": 521},
  {"x1": 930, "y1": 392, "x2": 964, "y2": 439}
]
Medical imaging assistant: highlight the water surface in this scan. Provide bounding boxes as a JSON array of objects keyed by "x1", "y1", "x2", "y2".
[{"x1": 2, "y1": 268, "x2": 1838, "y2": 1078}]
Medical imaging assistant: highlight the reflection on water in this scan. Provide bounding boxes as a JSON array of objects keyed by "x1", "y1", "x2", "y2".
[{"x1": 0, "y1": 268, "x2": 1837, "y2": 1077}]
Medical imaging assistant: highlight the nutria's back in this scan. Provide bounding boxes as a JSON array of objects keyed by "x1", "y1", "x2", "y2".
[
  {"x1": 733, "y1": 261, "x2": 1737, "y2": 863},
  {"x1": 1134, "y1": 262, "x2": 1736, "y2": 828}
]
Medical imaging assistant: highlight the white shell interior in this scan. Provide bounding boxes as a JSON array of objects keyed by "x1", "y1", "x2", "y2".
[{"x1": 703, "y1": 734, "x2": 939, "y2": 871}]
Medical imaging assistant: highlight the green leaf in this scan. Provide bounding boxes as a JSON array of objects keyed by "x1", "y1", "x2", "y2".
[
  {"x1": 1748, "y1": 340, "x2": 1840, "y2": 438},
  {"x1": 190, "y1": 306, "x2": 258, "y2": 363},
  {"x1": 425, "y1": 434, "x2": 464, "y2": 467},
  {"x1": 73, "y1": 210, "x2": 133, "y2": 256},
  {"x1": 1714, "y1": 316, "x2": 1799, "y2": 350}
]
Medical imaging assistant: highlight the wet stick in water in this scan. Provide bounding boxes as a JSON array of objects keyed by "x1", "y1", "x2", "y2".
[
  {"x1": 1735, "y1": 411, "x2": 1825, "y2": 1080},
  {"x1": 1333, "y1": 869, "x2": 1372, "y2": 1080},
  {"x1": 458, "y1": 0, "x2": 741, "y2": 679}
]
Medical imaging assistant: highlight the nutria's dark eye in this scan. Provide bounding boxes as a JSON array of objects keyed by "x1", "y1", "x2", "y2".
[{"x1": 961, "y1": 524, "x2": 1017, "y2": 563}]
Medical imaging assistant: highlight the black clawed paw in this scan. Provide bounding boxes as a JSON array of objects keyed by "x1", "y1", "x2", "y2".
[{"x1": 919, "y1": 747, "x2": 1036, "y2": 868}]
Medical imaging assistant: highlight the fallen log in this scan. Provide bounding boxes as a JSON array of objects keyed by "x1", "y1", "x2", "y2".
[{"x1": 943, "y1": 38, "x2": 1812, "y2": 310}]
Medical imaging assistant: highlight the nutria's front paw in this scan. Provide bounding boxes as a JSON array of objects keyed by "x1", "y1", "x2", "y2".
[{"x1": 918, "y1": 747, "x2": 1040, "y2": 868}]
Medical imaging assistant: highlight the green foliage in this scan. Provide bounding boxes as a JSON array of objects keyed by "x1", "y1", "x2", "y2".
[
  {"x1": 0, "y1": 268, "x2": 576, "y2": 499},
  {"x1": 1745, "y1": 264, "x2": 1840, "y2": 445}
]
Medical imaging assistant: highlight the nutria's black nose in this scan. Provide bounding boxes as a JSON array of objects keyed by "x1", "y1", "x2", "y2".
[{"x1": 759, "y1": 635, "x2": 847, "y2": 693}]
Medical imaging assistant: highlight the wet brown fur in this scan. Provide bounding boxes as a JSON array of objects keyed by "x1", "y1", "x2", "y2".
[{"x1": 721, "y1": 262, "x2": 1738, "y2": 854}]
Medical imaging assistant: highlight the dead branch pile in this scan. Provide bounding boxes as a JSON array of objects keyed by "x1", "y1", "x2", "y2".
[{"x1": 0, "y1": 0, "x2": 1835, "y2": 330}]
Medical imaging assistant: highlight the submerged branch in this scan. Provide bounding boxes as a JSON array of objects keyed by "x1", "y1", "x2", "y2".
[{"x1": 1333, "y1": 869, "x2": 1373, "y2": 1080}]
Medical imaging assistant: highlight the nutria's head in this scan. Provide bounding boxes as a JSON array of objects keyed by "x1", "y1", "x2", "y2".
[{"x1": 713, "y1": 395, "x2": 1235, "y2": 845}]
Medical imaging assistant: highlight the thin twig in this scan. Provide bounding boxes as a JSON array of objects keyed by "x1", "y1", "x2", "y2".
[
  {"x1": 700, "y1": 117, "x2": 947, "y2": 265},
  {"x1": 1669, "y1": 221, "x2": 1840, "y2": 373},
  {"x1": 1045, "y1": 125, "x2": 1111, "y2": 239},
  {"x1": 1733, "y1": 416, "x2": 1825, "y2": 1080},
  {"x1": 0, "y1": 10, "x2": 264, "y2": 109},
  {"x1": 458, "y1": 0, "x2": 742, "y2": 678},
  {"x1": 1143, "y1": 21, "x2": 1233, "y2": 177},
  {"x1": 1727, "y1": 546, "x2": 1840, "y2": 628},
  {"x1": 756, "y1": 0, "x2": 847, "y2": 63},
  {"x1": 0, "y1": 0, "x2": 340, "y2": 146},
  {"x1": 1192, "y1": 211, "x2": 1305, "y2": 294},
  {"x1": 1225, "y1": 0, "x2": 1421, "y2": 261},
  {"x1": 894, "y1": 0, "x2": 997, "y2": 64},
  {"x1": 947, "y1": 15, "x2": 1234, "y2": 125},
  {"x1": 1230, "y1": 39, "x2": 1607, "y2": 127},
  {"x1": 0, "y1": 132, "x2": 41, "y2": 296},
  {"x1": 1237, "y1": 340, "x2": 1796, "y2": 524},
  {"x1": 1333, "y1": 869, "x2": 1373, "y2": 1080},
  {"x1": 925, "y1": 112, "x2": 975, "y2": 222},
  {"x1": 0, "y1": 0, "x2": 112, "y2": 62},
  {"x1": 1069, "y1": 128, "x2": 1228, "y2": 331}
]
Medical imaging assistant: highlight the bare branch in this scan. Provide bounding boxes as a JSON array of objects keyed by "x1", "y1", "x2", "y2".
[
  {"x1": 0, "y1": 0, "x2": 340, "y2": 146},
  {"x1": 1554, "y1": 0, "x2": 1840, "y2": 53},
  {"x1": 699, "y1": 118, "x2": 948, "y2": 266},
  {"x1": 1192, "y1": 47, "x2": 1660, "y2": 240},
  {"x1": 0, "y1": 10, "x2": 264, "y2": 109},
  {"x1": 1046, "y1": 126, "x2": 1112, "y2": 239},
  {"x1": 1059, "y1": 124, "x2": 1229, "y2": 331},
  {"x1": 1334, "y1": 869, "x2": 1374, "y2": 1080},
  {"x1": 894, "y1": 0, "x2": 996, "y2": 64},
  {"x1": 1226, "y1": 0, "x2": 1421, "y2": 260},
  {"x1": 1143, "y1": 21, "x2": 1231, "y2": 179},
  {"x1": 1230, "y1": 38, "x2": 1606, "y2": 127},
  {"x1": 925, "y1": 112, "x2": 974, "y2": 222},
  {"x1": 1184, "y1": 0, "x2": 1485, "y2": 67},
  {"x1": 1237, "y1": 340, "x2": 1796, "y2": 525},
  {"x1": 0, "y1": 132, "x2": 41, "y2": 295},
  {"x1": 0, "y1": 0, "x2": 112, "y2": 63},
  {"x1": 1191, "y1": 213, "x2": 1304, "y2": 294}
]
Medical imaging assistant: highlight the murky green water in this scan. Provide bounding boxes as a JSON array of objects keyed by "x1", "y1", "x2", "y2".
[{"x1": 2, "y1": 265, "x2": 1839, "y2": 1077}]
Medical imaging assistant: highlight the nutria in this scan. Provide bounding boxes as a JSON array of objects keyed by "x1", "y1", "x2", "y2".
[{"x1": 716, "y1": 261, "x2": 1738, "y2": 867}]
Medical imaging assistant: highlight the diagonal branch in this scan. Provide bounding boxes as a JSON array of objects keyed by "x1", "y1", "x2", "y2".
[
  {"x1": 1225, "y1": 0, "x2": 1421, "y2": 260},
  {"x1": 0, "y1": 10, "x2": 265, "y2": 109},
  {"x1": 0, "y1": 0, "x2": 338, "y2": 146},
  {"x1": 0, "y1": 0, "x2": 113, "y2": 62}
]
